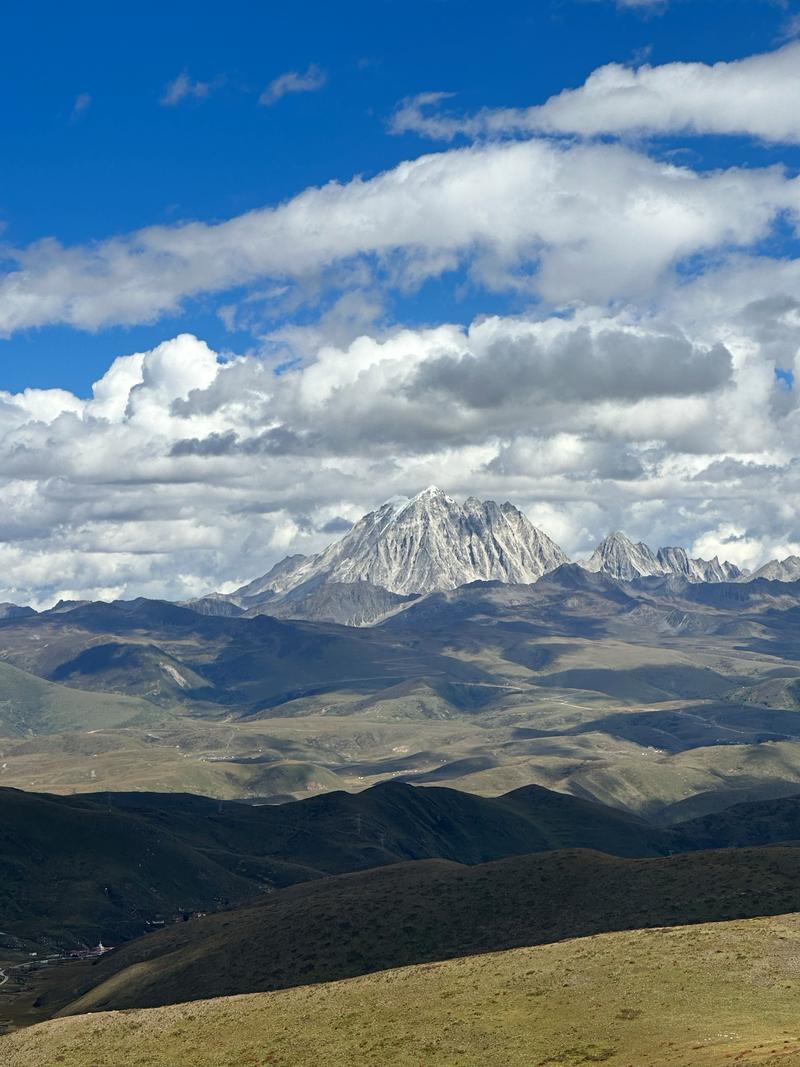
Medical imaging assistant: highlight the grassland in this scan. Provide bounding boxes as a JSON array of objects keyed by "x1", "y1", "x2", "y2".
[
  {"x1": 2, "y1": 580, "x2": 800, "y2": 820},
  {"x1": 5, "y1": 913, "x2": 800, "y2": 1066},
  {"x1": 0, "y1": 660, "x2": 167, "y2": 737}
]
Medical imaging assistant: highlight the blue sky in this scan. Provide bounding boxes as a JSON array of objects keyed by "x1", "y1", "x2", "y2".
[
  {"x1": 3, "y1": 0, "x2": 800, "y2": 603},
  {"x1": 2, "y1": 0, "x2": 798, "y2": 392}
]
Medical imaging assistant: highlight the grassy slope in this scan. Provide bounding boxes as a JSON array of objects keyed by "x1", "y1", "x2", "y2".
[
  {"x1": 6, "y1": 913, "x2": 800, "y2": 1067},
  {"x1": 56, "y1": 845, "x2": 800, "y2": 1014},
  {"x1": 0, "y1": 660, "x2": 167, "y2": 736}
]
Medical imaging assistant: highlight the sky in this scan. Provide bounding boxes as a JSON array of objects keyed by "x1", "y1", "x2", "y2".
[{"x1": 2, "y1": 0, "x2": 800, "y2": 604}]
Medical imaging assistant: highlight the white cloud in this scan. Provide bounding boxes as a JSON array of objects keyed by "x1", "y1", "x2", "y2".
[
  {"x1": 1, "y1": 139, "x2": 798, "y2": 334},
  {"x1": 161, "y1": 72, "x2": 219, "y2": 106},
  {"x1": 0, "y1": 308, "x2": 795, "y2": 605},
  {"x1": 6, "y1": 38, "x2": 800, "y2": 603},
  {"x1": 392, "y1": 43, "x2": 800, "y2": 143},
  {"x1": 259, "y1": 64, "x2": 327, "y2": 106}
]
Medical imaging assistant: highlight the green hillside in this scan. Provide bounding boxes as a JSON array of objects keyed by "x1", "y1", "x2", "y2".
[{"x1": 0, "y1": 660, "x2": 167, "y2": 737}]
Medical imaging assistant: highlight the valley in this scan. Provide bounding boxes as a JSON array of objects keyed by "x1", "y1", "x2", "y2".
[{"x1": 0, "y1": 559, "x2": 799, "y2": 821}]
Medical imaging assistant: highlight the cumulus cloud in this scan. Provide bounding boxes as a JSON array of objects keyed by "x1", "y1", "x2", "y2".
[
  {"x1": 0, "y1": 310, "x2": 795, "y2": 605},
  {"x1": 1, "y1": 139, "x2": 798, "y2": 334},
  {"x1": 410, "y1": 325, "x2": 732, "y2": 407},
  {"x1": 392, "y1": 43, "x2": 800, "y2": 142},
  {"x1": 259, "y1": 64, "x2": 327, "y2": 106}
]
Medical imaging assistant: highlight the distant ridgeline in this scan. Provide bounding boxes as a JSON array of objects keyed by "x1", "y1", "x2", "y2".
[{"x1": 183, "y1": 487, "x2": 795, "y2": 625}]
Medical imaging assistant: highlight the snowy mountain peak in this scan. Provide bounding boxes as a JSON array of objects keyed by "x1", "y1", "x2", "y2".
[
  {"x1": 210, "y1": 493, "x2": 789, "y2": 627},
  {"x1": 237, "y1": 490, "x2": 570, "y2": 600},
  {"x1": 413, "y1": 485, "x2": 451, "y2": 502},
  {"x1": 226, "y1": 495, "x2": 765, "y2": 625}
]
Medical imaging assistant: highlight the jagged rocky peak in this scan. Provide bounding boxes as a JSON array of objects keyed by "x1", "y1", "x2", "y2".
[
  {"x1": 747, "y1": 555, "x2": 800, "y2": 582},
  {"x1": 234, "y1": 487, "x2": 570, "y2": 601},
  {"x1": 581, "y1": 532, "x2": 741, "y2": 583},
  {"x1": 304, "y1": 486, "x2": 570, "y2": 596},
  {"x1": 657, "y1": 546, "x2": 741, "y2": 583},
  {"x1": 581, "y1": 531, "x2": 663, "y2": 581}
]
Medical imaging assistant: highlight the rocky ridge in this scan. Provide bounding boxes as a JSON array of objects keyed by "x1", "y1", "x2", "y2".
[{"x1": 200, "y1": 489, "x2": 800, "y2": 625}]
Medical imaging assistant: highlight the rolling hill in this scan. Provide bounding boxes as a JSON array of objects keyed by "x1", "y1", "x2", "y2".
[
  {"x1": 5, "y1": 913, "x2": 800, "y2": 1066},
  {"x1": 0, "y1": 659, "x2": 166, "y2": 736},
  {"x1": 3, "y1": 562, "x2": 800, "y2": 820},
  {"x1": 54, "y1": 845, "x2": 800, "y2": 1016},
  {"x1": 0, "y1": 780, "x2": 674, "y2": 949}
]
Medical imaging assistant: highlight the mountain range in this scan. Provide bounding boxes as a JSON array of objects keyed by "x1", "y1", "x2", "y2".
[
  {"x1": 4, "y1": 491, "x2": 800, "y2": 1061},
  {"x1": 0, "y1": 487, "x2": 791, "y2": 626},
  {"x1": 189, "y1": 487, "x2": 788, "y2": 625}
]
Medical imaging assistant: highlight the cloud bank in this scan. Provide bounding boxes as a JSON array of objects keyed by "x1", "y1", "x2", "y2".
[
  {"x1": 0, "y1": 304, "x2": 796, "y2": 606},
  {"x1": 1, "y1": 138, "x2": 798, "y2": 334},
  {"x1": 392, "y1": 43, "x2": 800, "y2": 143}
]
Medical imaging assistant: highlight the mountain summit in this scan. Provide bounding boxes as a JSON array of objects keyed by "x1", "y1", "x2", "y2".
[
  {"x1": 580, "y1": 531, "x2": 741, "y2": 582},
  {"x1": 211, "y1": 492, "x2": 760, "y2": 626},
  {"x1": 232, "y1": 488, "x2": 569, "y2": 609}
]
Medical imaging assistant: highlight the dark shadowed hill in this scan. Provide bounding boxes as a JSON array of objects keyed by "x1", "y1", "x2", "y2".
[
  {"x1": 0, "y1": 780, "x2": 673, "y2": 948},
  {"x1": 9, "y1": 776, "x2": 800, "y2": 956},
  {"x1": 90, "y1": 779, "x2": 673, "y2": 868},
  {"x1": 673, "y1": 793, "x2": 800, "y2": 849},
  {"x1": 0, "y1": 788, "x2": 257, "y2": 949},
  {"x1": 56, "y1": 845, "x2": 800, "y2": 1016}
]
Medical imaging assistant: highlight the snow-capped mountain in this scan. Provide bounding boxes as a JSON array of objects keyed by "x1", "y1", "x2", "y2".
[
  {"x1": 233, "y1": 487, "x2": 570, "y2": 602},
  {"x1": 227, "y1": 496, "x2": 755, "y2": 625},
  {"x1": 580, "y1": 532, "x2": 741, "y2": 583}
]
